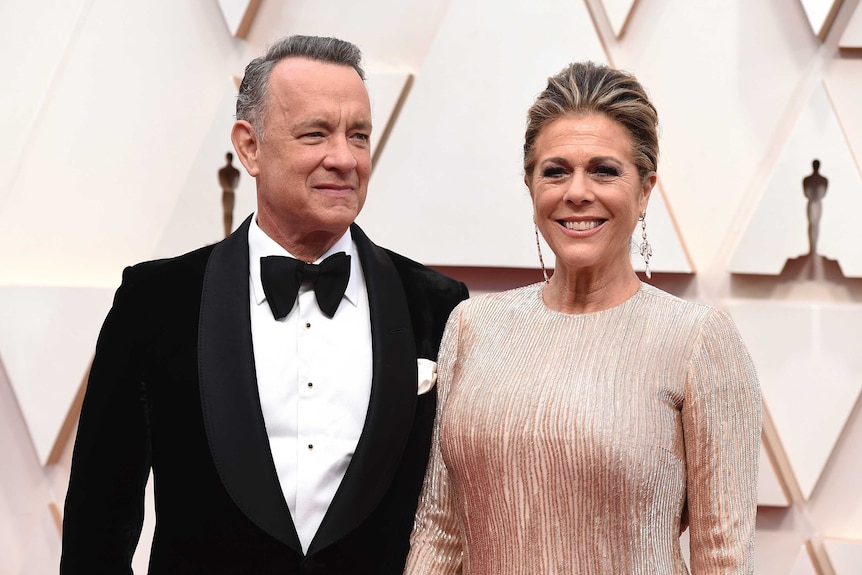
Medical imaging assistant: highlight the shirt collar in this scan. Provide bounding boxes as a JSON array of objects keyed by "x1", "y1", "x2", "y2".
[{"x1": 248, "y1": 214, "x2": 360, "y2": 309}]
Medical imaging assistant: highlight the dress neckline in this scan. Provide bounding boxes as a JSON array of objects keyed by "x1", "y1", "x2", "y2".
[{"x1": 532, "y1": 281, "x2": 646, "y2": 319}]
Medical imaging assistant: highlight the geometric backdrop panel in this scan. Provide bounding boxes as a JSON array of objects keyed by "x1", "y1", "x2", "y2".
[
  {"x1": 598, "y1": 0, "x2": 639, "y2": 37},
  {"x1": 838, "y1": 2, "x2": 862, "y2": 48},
  {"x1": 0, "y1": 286, "x2": 114, "y2": 464},
  {"x1": 824, "y1": 539, "x2": 862, "y2": 574},
  {"x1": 727, "y1": 301, "x2": 862, "y2": 501},
  {"x1": 788, "y1": 544, "x2": 821, "y2": 575},
  {"x1": 728, "y1": 82, "x2": 862, "y2": 276},
  {"x1": 798, "y1": 0, "x2": 844, "y2": 39},
  {"x1": 758, "y1": 443, "x2": 790, "y2": 507}
]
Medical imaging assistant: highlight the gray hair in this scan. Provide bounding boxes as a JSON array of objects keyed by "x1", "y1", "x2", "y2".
[
  {"x1": 524, "y1": 61, "x2": 659, "y2": 182},
  {"x1": 236, "y1": 35, "x2": 365, "y2": 141}
]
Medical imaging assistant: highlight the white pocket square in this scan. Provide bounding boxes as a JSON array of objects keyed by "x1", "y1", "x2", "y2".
[{"x1": 417, "y1": 358, "x2": 437, "y2": 395}]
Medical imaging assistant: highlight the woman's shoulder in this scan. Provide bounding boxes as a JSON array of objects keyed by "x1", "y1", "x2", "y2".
[
  {"x1": 460, "y1": 282, "x2": 543, "y2": 309},
  {"x1": 637, "y1": 282, "x2": 734, "y2": 331}
]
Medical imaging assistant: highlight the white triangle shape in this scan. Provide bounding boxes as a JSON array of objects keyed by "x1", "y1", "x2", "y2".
[
  {"x1": 839, "y1": 3, "x2": 862, "y2": 48},
  {"x1": 0, "y1": 286, "x2": 114, "y2": 464},
  {"x1": 729, "y1": 82, "x2": 862, "y2": 277},
  {"x1": 758, "y1": 443, "x2": 790, "y2": 507},
  {"x1": 727, "y1": 301, "x2": 862, "y2": 500},
  {"x1": 824, "y1": 539, "x2": 862, "y2": 574},
  {"x1": 799, "y1": 0, "x2": 841, "y2": 38},
  {"x1": 215, "y1": 0, "x2": 260, "y2": 38},
  {"x1": 788, "y1": 544, "x2": 819, "y2": 575},
  {"x1": 600, "y1": 0, "x2": 638, "y2": 37}
]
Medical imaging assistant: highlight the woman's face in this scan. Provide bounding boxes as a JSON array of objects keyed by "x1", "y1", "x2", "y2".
[{"x1": 527, "y1": 113, "x2": 655, "y2": 277}]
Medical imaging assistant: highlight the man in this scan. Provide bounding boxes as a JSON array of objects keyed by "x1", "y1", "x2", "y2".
[{"x1": 61, "y1": 35, "x2": 468, "y2": 574}]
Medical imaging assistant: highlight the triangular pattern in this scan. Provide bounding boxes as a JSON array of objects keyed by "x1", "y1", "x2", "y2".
[
  {"x1": 215, "y1": 0, "x2": 261, "y2": 39},
  {"x1": 726, "y1": 301, "x2": 862, "y2": 500},
  {"x1": 729, "y1": 82, "x2": 862, "y2": 276},
  {"x1": 758, "y1": 443, "x2": 790, "y2": 507},
  {"x1": 0, "y1": 286, "x2": 114, "y2": 464},
  {"x1": 360, "y1": 0, "x2": 690, "y2": 272},
  {"x1": 839, "y1": 2, "x2": 862, "y2": 48},
  {"x1": 824, "y1": 539, "x2": 862, "y2": 574},
  {"x1": 825, "y1": 68, "x2": 862, "y2": 176},
  {"x1": 600, "y1": 0, "x2": 639, "y2": 37},
  {"x1": 788, "y1": 544, "x2": 819, "y2": 575},
  {"x1": 799, "y1": 0, "x2": 843, "y2": 39}
]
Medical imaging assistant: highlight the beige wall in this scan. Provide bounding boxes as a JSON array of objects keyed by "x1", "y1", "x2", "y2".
[{"x1": 1, "y1": 0, "x2": 862, "y2": 573}]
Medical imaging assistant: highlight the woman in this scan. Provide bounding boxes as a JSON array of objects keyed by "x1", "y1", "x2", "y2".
[{"x1": 404, "y1": 61, "x2": 761, "y2": 574}]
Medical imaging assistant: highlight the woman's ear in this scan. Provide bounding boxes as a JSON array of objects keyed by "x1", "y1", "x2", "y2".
[{"x1": 640, "y1": 171, "x2": 657, "y2": 212}]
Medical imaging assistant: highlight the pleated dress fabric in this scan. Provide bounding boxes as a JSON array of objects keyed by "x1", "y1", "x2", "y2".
[{"x1": 405, "y1": 282, "x2": 761, "y2": 575}]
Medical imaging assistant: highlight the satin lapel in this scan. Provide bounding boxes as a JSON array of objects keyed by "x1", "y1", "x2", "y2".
[
  {"x1": 308, "y1": 224, "x2": 417, "y2": 553},
  {"x1": 198, "y1": 215, "x2": 301, "y2": 552}
]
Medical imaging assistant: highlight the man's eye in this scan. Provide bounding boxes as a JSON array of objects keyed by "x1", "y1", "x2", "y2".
[
  {"x1": 302, "y1": 132, "x2": 324, "y2": 138},
  {"x1": 352, "y1": 133, "x2": 370, "y2": 142}
]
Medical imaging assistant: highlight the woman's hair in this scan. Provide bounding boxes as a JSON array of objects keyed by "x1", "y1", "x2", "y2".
[
  {"x1": 523, "y1": 61, "x2": 659, "y2": 181},
  {"x1": 235, "y1": 35, "x2": 365, "y2": 142}
]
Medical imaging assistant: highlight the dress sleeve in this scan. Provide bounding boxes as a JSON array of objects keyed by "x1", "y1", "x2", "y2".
[
  {"x1": 683, "y1": 308, "x2": 762, "y2": 574},
  {"x1": 60, "y1": 267, "x2": 152, "y2": 575},
  {"x1": 404, "y1": 303, "x2": 465, "y2": 575}
]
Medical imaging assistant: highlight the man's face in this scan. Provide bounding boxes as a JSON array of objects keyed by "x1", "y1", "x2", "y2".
[{"x1": 239, "y1": 57, "x2": 372, "y2": 254}]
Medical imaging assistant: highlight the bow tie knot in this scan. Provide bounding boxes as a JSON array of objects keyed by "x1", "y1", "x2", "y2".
[{"x1": 260, "y1": 252, "x2": 351, "y2": 319}]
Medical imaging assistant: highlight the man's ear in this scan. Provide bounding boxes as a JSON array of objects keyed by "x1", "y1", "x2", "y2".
[{"x1": 231, "y1": 120, "x2": 260, "y2": 177}]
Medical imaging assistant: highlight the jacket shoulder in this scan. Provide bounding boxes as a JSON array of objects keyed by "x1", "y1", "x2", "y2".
[{"x1": 382, "y1": 248, "x2": 468, "y2": 302}]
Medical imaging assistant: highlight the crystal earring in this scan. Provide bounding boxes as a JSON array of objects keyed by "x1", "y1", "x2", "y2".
[
  {"x1": 534, "y1": 222, "x2": 549, "y2": 283},
  {"x1": 639, "y1": 211, "x2": 652, "y2": 279}
]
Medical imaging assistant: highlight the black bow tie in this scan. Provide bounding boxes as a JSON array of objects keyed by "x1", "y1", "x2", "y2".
[{"x1": 260, "y1": 252, "x2": 351, "y2": 319}]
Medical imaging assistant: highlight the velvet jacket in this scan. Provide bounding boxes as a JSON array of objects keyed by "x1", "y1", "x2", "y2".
[{"x1": 60, "y1": 217, "x2": 468, "y2": 574}]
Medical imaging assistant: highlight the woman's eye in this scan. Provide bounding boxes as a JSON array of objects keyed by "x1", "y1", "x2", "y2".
[
  {"x1": 542, "y1": 166, "x2": 566, "y2": 178},
  {"x1": 594, "y1": 165, "x2": 620, "y2": 177}
]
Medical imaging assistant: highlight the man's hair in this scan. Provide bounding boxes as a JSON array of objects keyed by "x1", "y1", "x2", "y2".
[
  {"x1": 524, "y1": 61, "x2": 659, "y2": 182},
  {"x1": 236, "y1": 35, "x2": 365, "y2": 141}
]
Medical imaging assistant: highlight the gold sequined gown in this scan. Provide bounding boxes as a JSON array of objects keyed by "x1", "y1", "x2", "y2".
[{"x1": 405, "y1": 282, "x2": 761, "y2": 575}]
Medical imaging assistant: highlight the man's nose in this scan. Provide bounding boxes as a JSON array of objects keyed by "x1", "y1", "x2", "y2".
[{"x1": 322, "y1": 136, "x2": 359, "y2": 172}]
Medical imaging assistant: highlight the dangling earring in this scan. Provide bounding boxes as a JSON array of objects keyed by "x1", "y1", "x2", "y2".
[
  {"x1": 639, "y1": 211, "x2": 652, "y2": 279},
  {"x1": 534, "y1": 222, "x2": 549, "y2": 283}
]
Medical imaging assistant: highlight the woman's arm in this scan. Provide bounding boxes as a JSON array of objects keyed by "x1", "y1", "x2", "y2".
[{"x1": 683, "y1": 309, "x2": 762, "y2": 574}]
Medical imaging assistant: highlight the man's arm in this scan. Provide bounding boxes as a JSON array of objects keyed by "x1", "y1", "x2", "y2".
[{"x1": 60, "y1": 267, "x2": 152, "y2": 574}]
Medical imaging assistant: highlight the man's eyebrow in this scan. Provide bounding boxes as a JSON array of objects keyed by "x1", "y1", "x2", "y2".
[{"x1": 293, "y1": 118, "x2": 332, "y2": 131}]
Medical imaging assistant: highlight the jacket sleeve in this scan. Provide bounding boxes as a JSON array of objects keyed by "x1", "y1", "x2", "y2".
[{"x1": 60, "y1": 266, "x2": 152, "y2": 574}]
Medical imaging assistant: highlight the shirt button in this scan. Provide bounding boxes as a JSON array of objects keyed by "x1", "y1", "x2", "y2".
[
  {"x1": 305, "y1": 322, "x2": 311, "y2": 329},
  {"x1": 307, "y1": 382, "x2": 313, "y2": 389},
  {"x1": 308, "y1": 444, "x2": 314, "y2": 450}
]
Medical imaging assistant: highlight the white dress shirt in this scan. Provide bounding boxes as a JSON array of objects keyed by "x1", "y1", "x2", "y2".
[{"x1": 248, "y1": 216, "x2": 373, "y2": 553}]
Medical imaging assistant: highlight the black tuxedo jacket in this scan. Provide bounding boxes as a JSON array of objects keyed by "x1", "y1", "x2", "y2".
[{"x1": 61, "y1": 217, "x2": 468, "y2": 574}]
